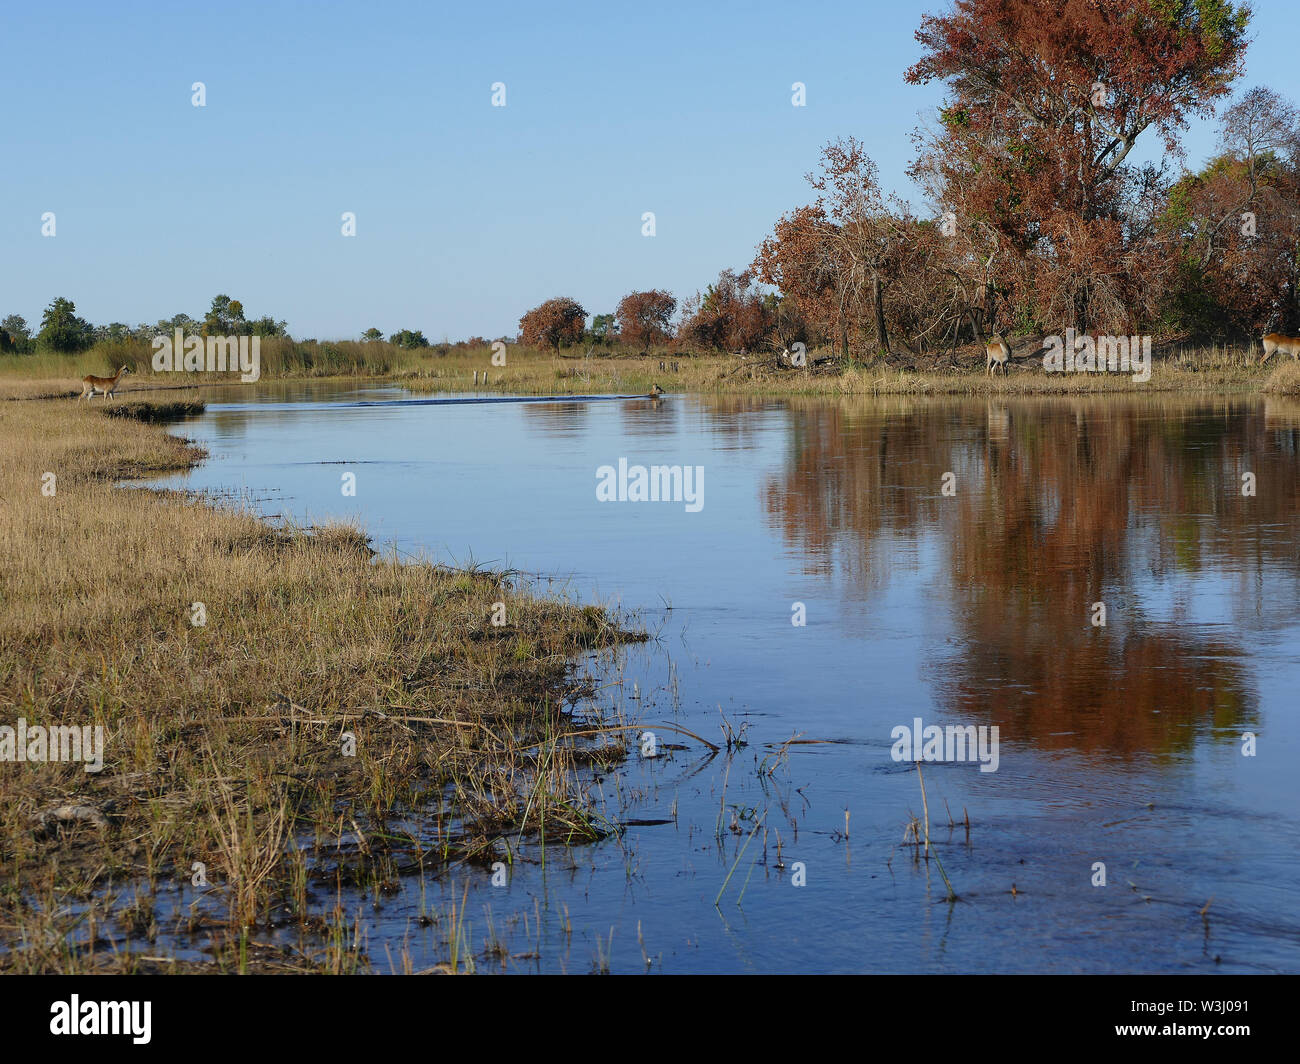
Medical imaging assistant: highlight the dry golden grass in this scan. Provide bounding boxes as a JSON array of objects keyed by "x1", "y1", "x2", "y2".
[
  {"x1": 1262, "y1": 359, "x2": 1300, "y2": 395},
  {"x1": 0, "y1": 335, "x2": 1280, "y2": 400},
  {"x1": 0, "y1": 374, "x2": 209, "y2": 401},
  {"x1": 0, "y1": 337, "x2": 434, "y2": 389},
  {"x1": 395, "y1": 342, "x2": 1273, "y2": 397},
  {"x1": 0, "y1": 398, "x2": 641, "y2": 971}
]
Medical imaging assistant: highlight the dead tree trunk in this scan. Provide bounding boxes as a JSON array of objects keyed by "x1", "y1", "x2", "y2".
[{"x1": 871, "y1": 270, "x2": 889, "y2": 355}]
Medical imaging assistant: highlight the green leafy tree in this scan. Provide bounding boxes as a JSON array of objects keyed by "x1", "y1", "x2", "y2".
[
  {"x1": 93, "y1": 322, "x2": 133, "y2": 343},
  {"x1": 361, "y1": 327, "x2": 385, "y2": 343},
  {"x1": 203, "y1": 294, "x2": 247, "y2": 335},
  {"x1": 1, "y1": 314, "x2": 32, "y2": 352},
  {"x1": 154, "y1": 313, "x2": 198, "y2": 335},
  {"x1": 390, "y1": 329, "x2": 429, "y2": 349},
  {"x1": 249, "y1": 315, "x2": 288, "y2": 337},
  {"x1": 37, "y1": 297, "x2": 94, "y2": 353},
  {"x1": 590, "y1": 313, "x2": 618, "y2": 344}
]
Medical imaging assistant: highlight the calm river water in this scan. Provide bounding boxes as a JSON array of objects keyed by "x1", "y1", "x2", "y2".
[{"x1": 153, "y1": 381, "x2": 1300, "y2": 973}]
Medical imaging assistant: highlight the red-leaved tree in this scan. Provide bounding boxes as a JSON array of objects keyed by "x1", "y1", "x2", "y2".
[
  {"x1": 518, "y1": 297, "x2": 587, "y2": 351},
  {"x1": 615, "y1": 290, "x2": 677, "y2": 352},
  {"x1": 905, "y1": 0, "x2": 1251, "y2": 334},
  {"x1": 677, "y1": 270, "x2": 778, "y2": 354},
  {"x1": 1161, "y1": 88, "x2": 1300, "y2": 337}
]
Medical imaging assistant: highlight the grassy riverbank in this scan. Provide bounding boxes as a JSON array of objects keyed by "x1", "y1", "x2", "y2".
[
  {"x1": 4, "y1": 336, "x2": 1299, "y2": 400},
  {"x1": 398, "y1": 344, "x2": 1296, "y2": 397},
  {"x1": 0, "y1": 398, "x2": 642, "y2": 972}
]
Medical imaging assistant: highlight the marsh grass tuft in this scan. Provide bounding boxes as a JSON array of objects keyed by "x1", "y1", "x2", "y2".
[
  {"x1": 909, "y1": 762, "x2": 957, "y2": 902},
  {"x1": 1262, "y1": 360, "x2": 1300, "y2": 395},
  {"x1": 101, "y1": 398, "x2": 207, "y2": 422}
]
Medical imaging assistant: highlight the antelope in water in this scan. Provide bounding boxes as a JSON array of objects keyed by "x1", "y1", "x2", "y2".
[
  {"x1": 1260, "y1": 332, "x2": 1300, "y2": 364},
  {"x1": 984, "y1": 334, "x2": 1010, "y2": 377},
  {"x1": 80, "y1": 365, "x2": 130, "y2": 400},
  {"x1": 648, "y1": 383, "x2": 665, "y2": 398}
]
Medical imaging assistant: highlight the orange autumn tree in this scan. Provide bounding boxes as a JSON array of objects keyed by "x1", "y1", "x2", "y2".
[
  {"x1": 677, "y1": 269, "x2": 778, "y2": 354},
  {"x1": 1162, "y1": 87, "x2": 1300, "y2": 337},
  {"x1": 518, "y1": 297, "x2": 587, "y2": 351},
  {"x1": 753, "y1": 203, "x2": 843, "y2": 351},
  {"x1": 615, "y1": 289, "x2": 677, "y2": 353},
  {"x1": 905, "y1": 0, "x2": 1251, "y2": 335},
  {"x1": 754, "y1": 138, "x2": 916, "y2": 357}
]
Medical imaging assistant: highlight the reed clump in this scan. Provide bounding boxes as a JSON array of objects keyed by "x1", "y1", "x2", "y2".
[{"x1": 100, "y1": 398, "x2": 207, "y2": 422}]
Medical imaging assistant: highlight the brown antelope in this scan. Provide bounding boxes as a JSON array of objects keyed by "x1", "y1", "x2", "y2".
[
  {"x1": 80, "y1": 365, "x2": 130, "y2": 400},
  {"x1": 985, "y1": 334, "x2": 1010, "y2": 377},
  {"x1": 1260, "y1": 332, "x2": 1300, "y2": 365},
  {"x1": 648, "y1": 383, "x2": 665, "y2": 398}
]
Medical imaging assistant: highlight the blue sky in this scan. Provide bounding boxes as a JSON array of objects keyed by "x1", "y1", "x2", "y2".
[{"x1": 2, "y1": 0, "x2": 1298, "y2": 340}]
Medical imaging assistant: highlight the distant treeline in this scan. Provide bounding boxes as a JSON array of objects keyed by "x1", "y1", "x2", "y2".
[
  {"x1": 0, "y1": 294, "x2": 503, "y2": 359},
  {"x1": 0, "y1": 295, "x2": 289, "y2": 356}
]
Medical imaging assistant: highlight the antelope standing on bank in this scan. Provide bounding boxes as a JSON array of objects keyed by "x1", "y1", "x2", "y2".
[
  {"x1": 1260, "y1": 332, "x2": 1300, "y2": 364},
  {"x1": 985, "y1": 335, "x2": 1010, "y2": 377},
  {"x1": 80, "y1": 365, "x2": 130, "y2": 400}
]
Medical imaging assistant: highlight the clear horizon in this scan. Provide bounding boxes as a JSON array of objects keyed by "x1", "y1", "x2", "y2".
[{"x1": 3, "y1": 0, "x2": 1298, "y2": 340}]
